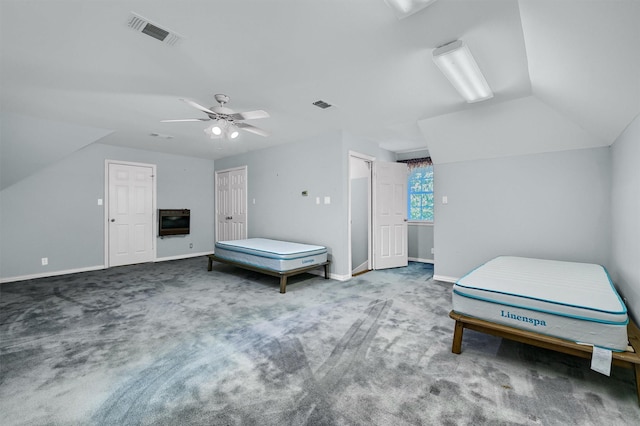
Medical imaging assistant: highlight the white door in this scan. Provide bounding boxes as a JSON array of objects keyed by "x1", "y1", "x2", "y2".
[
  {"x1": 215, "y1": 166, "x2": 247, "y2": 242},
  {"x1": 107, "y1": 162, "x2": 155, "y2": 267},
  {"x1": 373, "y1": 161, "x2": 408, "y2": 269}
]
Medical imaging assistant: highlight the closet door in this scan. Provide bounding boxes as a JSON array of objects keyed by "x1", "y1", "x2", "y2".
[
  {"x1": 107, "y1": 161, "x2": 155, "y2": 266},
  {"x1": 215, "y1": 166, "x2": 247, "y2": 242}
]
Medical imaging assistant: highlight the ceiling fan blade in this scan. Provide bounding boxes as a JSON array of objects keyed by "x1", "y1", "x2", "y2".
[
  {"x1": 236, "y1": 122, "x2": 269, "y2": 137},
  {"x1": 229, "y1": 110, "x2": 270, "y2": 121},
  {"x1": 161, "y1": 118, "x2": 210, "y2": 122},
  {"x1": 180, "y1": 98, "x2": 217, "y2": 115}
]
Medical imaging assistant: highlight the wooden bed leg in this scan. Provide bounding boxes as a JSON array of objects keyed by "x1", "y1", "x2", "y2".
[
  {"x1": 452, "y1": 320, "x2": 464, "y2": 354},
  {"x1": 207, "y1": 255, "x2": 213, "y2": 272},
  {"x1": 634, "y1": 363, "x2": 640, "y2": 407},
  {"x1": 280, "y1": 276, "x2": 287, "y2": 294}
]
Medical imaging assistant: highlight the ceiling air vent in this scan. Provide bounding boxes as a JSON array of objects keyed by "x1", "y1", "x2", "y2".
[
  {"x1": 312, "y1": 100, "x2": 333, "y2": 109},
  {"x1": 127, "y1": 12, "x2": 182, "y2": 46},
  {"x1": 149, "y1": 132, "x2": 174, "y2": 139}
]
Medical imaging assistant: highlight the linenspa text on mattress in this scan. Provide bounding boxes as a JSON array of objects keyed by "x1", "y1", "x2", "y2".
[{"x1": 501, "y1": 310, "x2": 546, "y2": 327}]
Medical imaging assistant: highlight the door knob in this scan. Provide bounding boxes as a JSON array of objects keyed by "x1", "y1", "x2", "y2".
[{"x1": 110, "y1": 219, "x2": 115, "y2": 222}]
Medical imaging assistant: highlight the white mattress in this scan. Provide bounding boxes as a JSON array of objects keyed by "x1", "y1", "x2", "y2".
[
  {"x1": 452, "y1": 256, "x2": 629, "y2": 351},
  {"x1": 214, "y1": 238, "x2": 328, "y2": 272}
]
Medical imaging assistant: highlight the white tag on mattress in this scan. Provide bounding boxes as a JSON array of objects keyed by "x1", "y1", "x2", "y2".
[{"x1": 590, "y1": 346, "x2": 612, "y2": 376}]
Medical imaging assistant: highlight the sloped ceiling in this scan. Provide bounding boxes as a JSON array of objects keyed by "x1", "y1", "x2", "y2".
[
  {"x1": 520, "y1": 0, "x2": 640, "y2": 144},
  {"x1": 0, "y1": 0, "x2": 638, "y2": 187},
  {"x1": 0, "y1": 114, "x2": 112, "y2": 190},
  {"x1": 420, "y1": 0, "x2": 640, "y2": 164}
]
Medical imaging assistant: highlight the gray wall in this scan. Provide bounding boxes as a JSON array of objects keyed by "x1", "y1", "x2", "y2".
[
  {"x1": 215, "y1": 132, "x2": 347, "y2": 276},
  {"x1": 433, "y1": 146, "x2": 611, "y2": 281},
  {"x1": 214, "y1": 131, "x2": 392, "y2": 278},
  {"x1": 0, "y1": 143, "x2": 215, "y2": 280},
  {"x1": 408, "y1": 224, "x2": 434, "y2": 262},
  {"x1": 611, "y1": 114, "x2": 640, "y2": 321},
  {"x1": 351, "y1": 177, "x2": 369, "y2": 270}
]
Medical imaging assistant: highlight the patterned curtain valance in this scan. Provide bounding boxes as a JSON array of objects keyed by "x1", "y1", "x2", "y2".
[{"x1": 397, "y1": 157, "x2": 432, "y2": 170}]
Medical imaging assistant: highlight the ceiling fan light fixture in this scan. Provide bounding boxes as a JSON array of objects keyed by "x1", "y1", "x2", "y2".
[
  {"x1": 165, "y1": 94, "x2": 269, "y2": 141},
  {"x1": 204, "y1": 124, "x2": 222, "y2": 139},
  {"x1": 228, "y1": 125, "x2": 240, "y2": 139},
  {"x1": 432, "y1": 40, "x2": 493, "y2": 103}
]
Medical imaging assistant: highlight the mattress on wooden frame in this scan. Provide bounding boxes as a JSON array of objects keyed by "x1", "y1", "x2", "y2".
[
  {"x1": 214, "y1": 238, "x2": 328, "y2": 273},
  {"x1": 452, "y1": 256, "x2": 629, "y2": 351}
]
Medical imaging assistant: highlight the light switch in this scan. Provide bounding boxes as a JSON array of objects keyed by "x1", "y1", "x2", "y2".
[
  {"x1": 97, "y1": 198, "x2": 103, "y2": 206},
  {"x1": 442, "y1": 196, "x2": 448, "y2": 204},
  {"x1": 324, "y1": 196, "x2": 331, "y2": 205},
  {"x1": 316, "y1": 197, "x2": 320, "y2": 205}
]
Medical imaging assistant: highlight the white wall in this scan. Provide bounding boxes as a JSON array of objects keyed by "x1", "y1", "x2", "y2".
[
  {"x1": 0, "y1": 143, "x2": 215, "y2": 281},
  {"x1": 433, "y1": 146, "x2": 611, "y2": 282},
  {"x1": 611, "y1": 114, "x2": 640, "y2": 321}
]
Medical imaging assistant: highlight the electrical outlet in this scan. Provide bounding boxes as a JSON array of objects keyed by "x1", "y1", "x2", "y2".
[
  {"x1": 189, "y1": 243, "x2": 193, "y2": 249},
  {"x1": 431, "y1": 248, "x2": 435, "y2": 255},
  {"x1": 41, "y1": 257, "x2": 48, "y2": 266}
]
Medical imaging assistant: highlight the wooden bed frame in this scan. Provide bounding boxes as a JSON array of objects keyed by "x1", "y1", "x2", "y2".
[
  {"x1": 207, "y1": 254, "x2": 330, "y2": 293},
  {"x1": 449, "y1": 310, "x2": 640, "y2": 405}
]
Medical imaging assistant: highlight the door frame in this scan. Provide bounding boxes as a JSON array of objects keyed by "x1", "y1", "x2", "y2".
[
  {"x1": 104, "y1": 159, "x2": 157, "y2": 268},
  {"x1": 214, "y1": 165, "x2": 248, "y2": 242},
  {"x1": 348, "y1": 151, "x2": 375, "y2": 277}
]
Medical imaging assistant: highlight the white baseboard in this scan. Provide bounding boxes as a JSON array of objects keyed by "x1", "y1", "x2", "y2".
[
  {"x1": 0, "y1": 252, "x2": 214, "y2": 284},
  {"x1": 331, "y1": 272, "x2": 351, "y2": 282},
  {"x1": 433, "y1": 274, "x2": 459, "y2": 283},
  {"x1": 352, "y1": 261, "x2": 369, "y2": 275},
  {"x1": 0, "y1": 265, "x2": 106, "y2": 284},
  {"x1": 0, "y1": 253, "x2": 347, "y2": 284},
  {"x1": 307, "y1": 269, "x2": 350, "y2": 282},
  {"x1": 408, "y1": 257, "x2": 434, "y2": 264},
  {"x1": 155, "y1": 251, "x2": 213, "y2": 262}
]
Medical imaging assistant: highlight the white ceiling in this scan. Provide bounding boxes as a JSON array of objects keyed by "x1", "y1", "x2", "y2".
[{"x1": 1, "y1": 0, "x2": 638, "y2": 184}]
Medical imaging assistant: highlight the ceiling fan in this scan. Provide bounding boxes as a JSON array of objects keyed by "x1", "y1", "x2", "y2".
[{"x1": 162, "y1": 94, "x2": 270, "y2": 139}]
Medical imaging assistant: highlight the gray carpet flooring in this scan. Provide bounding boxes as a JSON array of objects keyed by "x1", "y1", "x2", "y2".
[{"x1": 0, "y1": 258, "x2": 638, "y2": 425}]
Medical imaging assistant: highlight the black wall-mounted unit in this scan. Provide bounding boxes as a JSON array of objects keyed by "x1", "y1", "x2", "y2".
[{"x1": 158, "y1": 209, "x2": 190, "y2": 236}]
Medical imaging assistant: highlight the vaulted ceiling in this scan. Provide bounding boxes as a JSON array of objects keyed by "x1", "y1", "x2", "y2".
[{"x1": 1, "y1": 0, "x2": 638, "y2": 188}]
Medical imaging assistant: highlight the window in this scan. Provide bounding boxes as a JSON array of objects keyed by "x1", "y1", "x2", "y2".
[{"x1": 399, "y1": 157, "x2": 433, "y2": 222}]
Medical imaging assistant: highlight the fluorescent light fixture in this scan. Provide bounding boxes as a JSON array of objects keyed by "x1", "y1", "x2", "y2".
[
  {"x1": 432, "y1": 40, "x2": 493, "y2": 103},
  {"x1": 384, "y1": 0, "x2": 437, "y2": 19}
]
